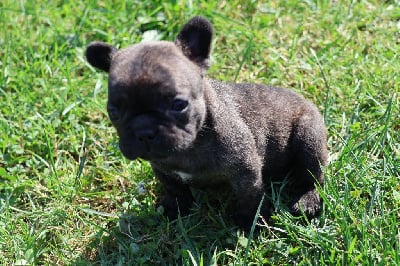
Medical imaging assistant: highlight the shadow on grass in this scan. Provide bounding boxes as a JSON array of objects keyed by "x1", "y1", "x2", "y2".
[
  {"x1": 74, "y1": 191, "x2": 240, "y2": 265},
  {"x1": 71, "y1": 180, "x2": 316, "y2": 265}
]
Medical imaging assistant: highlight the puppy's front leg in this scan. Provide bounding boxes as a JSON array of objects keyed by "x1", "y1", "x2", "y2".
[
  {"x1": 231, "y1": 171, "x2": 270, "y2": 231},
  {"x1": 153, "y1": 168, "x2": 194, "y2": 220}
]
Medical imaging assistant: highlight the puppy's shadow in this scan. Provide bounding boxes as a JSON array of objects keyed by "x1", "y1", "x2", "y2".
[
  {"x1": 74, "y1": 191, "x2": 241, "y2": 265},
  {"x1": 73, "y1": 179, "x2": 313, "y2": 265}
]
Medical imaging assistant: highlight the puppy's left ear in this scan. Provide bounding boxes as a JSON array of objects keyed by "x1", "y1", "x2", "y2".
[
  {"x1": 175, "y1": 16, "x2": 213, "y2": 69},
  {"x1": 86, "y1": 41, "x2": 117, "y2": 72}
]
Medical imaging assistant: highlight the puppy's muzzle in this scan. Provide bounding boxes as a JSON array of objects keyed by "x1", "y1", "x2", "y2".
[
  {"x1": 126, "y1": 114, "x2": 159, "y2": 152},
  {"x1": 135, "y1": 128, "x2": 157, "y2": 151}
]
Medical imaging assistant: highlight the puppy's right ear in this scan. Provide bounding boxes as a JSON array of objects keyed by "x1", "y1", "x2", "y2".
[
  {"x1": 86, "y1": 41, "x2": 117, "y2": 72},
  {"x1": 175, "y1": 16, "x2": 213, "y2": 70}
]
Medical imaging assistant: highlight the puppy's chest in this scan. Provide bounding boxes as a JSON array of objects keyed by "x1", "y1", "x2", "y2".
[
  {"x1": 172, "y1": 168, "x2": 227, "y2": 188},
  {"x1": 156, "y1": 151, "x2": 230, "y2": 187},
  {"x1": 173, "y1": 170, "x2": 193, "y2": 183}
]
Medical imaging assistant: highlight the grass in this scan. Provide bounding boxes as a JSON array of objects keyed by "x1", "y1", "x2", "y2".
[{"x1": 0, "y1": 0, "x2": 399, "y2": 265}]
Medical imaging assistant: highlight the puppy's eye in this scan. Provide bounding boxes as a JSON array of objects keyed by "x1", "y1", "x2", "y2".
[
  {"x1": 107, "y1": 106, "x2": 121, "y2": 122},
  {"x1": 171, "y1": 99, "x2": 188, "y2": 112}
]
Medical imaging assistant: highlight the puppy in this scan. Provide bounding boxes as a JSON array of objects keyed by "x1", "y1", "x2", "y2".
[{"x1": 86, "y1": 16, "x2": 328, "y2": 230}]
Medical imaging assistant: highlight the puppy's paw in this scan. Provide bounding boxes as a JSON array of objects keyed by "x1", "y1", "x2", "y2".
[
  {"x1": 159, "y1": 195, "x2": 193, "y2": 220},
  {"x1": 233, "y1": 210, "x2": 254, "y2": 231},
  {"x1": 290, "y1": 189, "x2": 322, "y2": 218},
  {"x1": 233, "y1": 205, "x2": 270, "y2": 232}
]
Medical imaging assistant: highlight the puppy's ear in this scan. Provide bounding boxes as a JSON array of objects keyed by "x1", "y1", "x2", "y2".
[
  {"x1": 175, "y1": 16, "x2": 213, "y2": 69},
  {"x1": 86, "y1": 41, "x2": 117, "y2": 72}
]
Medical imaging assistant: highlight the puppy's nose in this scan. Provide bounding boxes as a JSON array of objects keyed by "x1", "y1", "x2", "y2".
[{"x1": 135, "y1": 129, "x2": 157, "y2": 142}]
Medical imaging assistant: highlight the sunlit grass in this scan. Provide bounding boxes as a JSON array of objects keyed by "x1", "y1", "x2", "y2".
[{"x1": 0, "y1": 0, "x2": 399, "y2": 264}]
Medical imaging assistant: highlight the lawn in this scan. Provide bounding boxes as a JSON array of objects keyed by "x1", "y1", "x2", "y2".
[{"x1": 0, "y1": 0, "x2": 399, "y2": 265}]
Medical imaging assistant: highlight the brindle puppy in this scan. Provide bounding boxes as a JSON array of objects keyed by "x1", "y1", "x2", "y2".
[{"x1": 86, "y1": 16, "x2": 328, "y2": 230}]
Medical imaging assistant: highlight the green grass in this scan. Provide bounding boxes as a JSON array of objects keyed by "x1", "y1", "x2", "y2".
[{"x1": 1, "y1": 0, "x2": 399, "y2": 265}]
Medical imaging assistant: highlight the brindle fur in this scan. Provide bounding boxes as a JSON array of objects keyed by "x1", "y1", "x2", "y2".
[{"x1": 86, "y1": 16, "x2": 328, "y2": 230}]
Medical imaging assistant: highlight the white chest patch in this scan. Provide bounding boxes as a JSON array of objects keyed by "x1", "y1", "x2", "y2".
[{"x1": 174, "y1": 171, "x2": 193, "y2": 182}]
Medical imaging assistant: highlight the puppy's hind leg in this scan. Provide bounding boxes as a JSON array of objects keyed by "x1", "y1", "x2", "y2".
[{"x1": 289, "y1": 111, "x2": 328, "y2": 218}]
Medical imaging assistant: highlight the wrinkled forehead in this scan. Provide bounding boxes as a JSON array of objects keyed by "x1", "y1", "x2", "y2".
[
  {"x1": 108, "y1": 68, "x2": 176, "y2": 103},
  {"x1": 107, "y1": 42, "x2": 201, "y2": 101}
]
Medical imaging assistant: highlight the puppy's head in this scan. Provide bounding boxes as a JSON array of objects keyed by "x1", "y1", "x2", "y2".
[{"x1": 86, "y1": 16, "x2": 213, "y2": 160}]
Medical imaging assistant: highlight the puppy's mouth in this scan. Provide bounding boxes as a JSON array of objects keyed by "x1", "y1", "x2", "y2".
[
  {"x1": 118, "y1": 132, "x2": 193, "y2": 161},
  {"x1": 119, "y1": 139, "x2": 167, "y2": 161}
]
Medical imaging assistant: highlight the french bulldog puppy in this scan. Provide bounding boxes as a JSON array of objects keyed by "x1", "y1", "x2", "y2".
[{"x1": 86, "y1": 16, "x2": 328, "y2": 230}]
